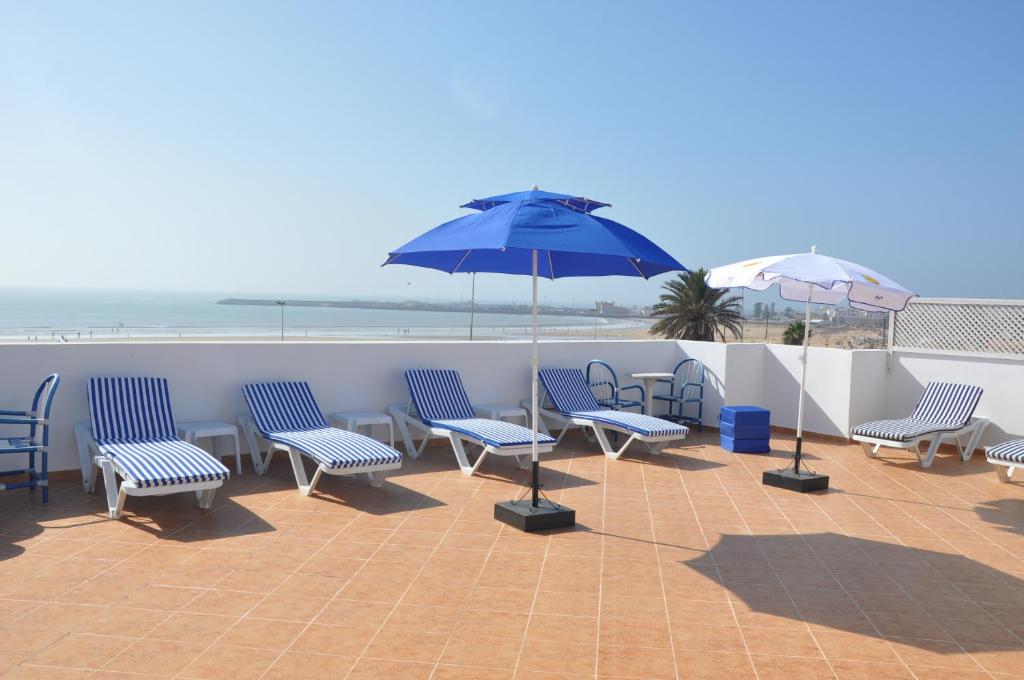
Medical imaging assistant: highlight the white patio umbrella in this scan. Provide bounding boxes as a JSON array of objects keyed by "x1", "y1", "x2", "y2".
[{"x1": 707, "y1": 246, "x2": 914, "y2": 490}]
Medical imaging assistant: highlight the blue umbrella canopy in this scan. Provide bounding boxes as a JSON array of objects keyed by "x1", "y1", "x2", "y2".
[
  {"x1": 461, "y1": 188, "x2": 611, "y2": 214},
  {"x1": 383, "y1": 199, "x2": 685, "y2": 278},
  {"x1": 382, "y1": 189, "x2": 686, "y2": 523}
]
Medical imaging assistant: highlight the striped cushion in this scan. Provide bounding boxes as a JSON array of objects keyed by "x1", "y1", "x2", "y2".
[
  {"x1": 243, "y1": 382, "x2": 329, "y2": 435},
  {"x1": 89, "y1": 377, "x2": 177, "y2": 443},
  {"x1": 265, "y1": 428, "x2": 402, "y2": 469},
  {"x1": 243, "y1": 381, "x2": 401, "y2": 469},
  {"x1": 911, "y1": 382, "x2": 983, "y2": 426},
  {"x1": 988, "y1": 440, "x2": 1024, "y2": 464},
  {"x1": 98, "y1": 439, "x2": 229, "y2": 488},
  {"x1": 432, "y1": 417, "x2": 556, "y2": 448},
  {"x1": 539, "y1": 368, "x2": 685, "y2": 438},
  {"x1": 569, "y1": 410, "x2": 688, "y2": 438},
  {"x1": 851, "y1": 419, "x2": 966, "y2": 442},
  {"x1": 538, "y1": 368, "x2": 602, "y2": 413},
  {"x1": 852, "y1": 382, "x2": 983, "y2": 443},
  {"x1": 405, "y1": 370, "x2": 476, "y2": 421}
]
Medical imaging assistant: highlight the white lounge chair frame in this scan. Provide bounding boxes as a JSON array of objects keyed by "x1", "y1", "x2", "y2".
[
  {"x1": 985, "y1": 442, "x2": 1023, "y2": 482},
  {"x1": 84, "y1": 376, "x2": 227, "y2": 520},
  {"x1": 388, "y1": 401, "x2": 546, "y2": 476},
  {"x1": 84, "y1": 438, "x2": 221, "y2": 519},
  {"x1": 854, "y1": 417, "x2": 989, "y2": 469},
  {"x1": 238, "y1": 411, "x2": 398, "y2": 495}
]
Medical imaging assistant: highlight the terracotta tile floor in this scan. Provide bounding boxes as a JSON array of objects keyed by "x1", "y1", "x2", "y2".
[{"x1": 1, "y1": 431, "x2": 1023, "y2": 679}]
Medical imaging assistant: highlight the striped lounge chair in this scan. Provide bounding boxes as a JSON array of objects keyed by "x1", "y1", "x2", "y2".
[
  {"x1": 850, "y1": 382, "x2": 987, "y2": 468},
  {"x1": 86, "y1": 377, "x2": 230, "y2": 519},
  {"x1": 389, "y1": 369, "x2": 556, "y2": 476},
  {"x1": 985, "y1": 440, "x2": 1024, "y2": 482},
  {"x1": 241, "y1": 381, "x2": 402, "y2": 495},
  {"x1": 536, "y1": 368, "x2": 688, "y2": 459}
]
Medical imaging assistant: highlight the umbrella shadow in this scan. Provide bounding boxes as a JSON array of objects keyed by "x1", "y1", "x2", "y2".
[
  {"x1": 975, "y1": 498, "x2": 1024, "y2": 536},
  {"x1": 681, "y1": 532, "x2": 1024, "y2": 652}
]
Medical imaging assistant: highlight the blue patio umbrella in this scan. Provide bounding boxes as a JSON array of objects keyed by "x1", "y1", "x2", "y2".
[{"x1": 384, "y1": 187, "x2": 686, "y2": 528}]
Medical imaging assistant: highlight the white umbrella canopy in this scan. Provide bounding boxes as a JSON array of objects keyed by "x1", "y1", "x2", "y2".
[
  {"x1": 707, "y1": 246, "x2": 914, "y2": 488},
  {"x1": 706, "y1": 248, "x2": 914, "y2": 312}
]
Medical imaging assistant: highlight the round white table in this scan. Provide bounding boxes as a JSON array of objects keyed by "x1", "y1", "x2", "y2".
[{"x1": 631, "y1": 372, "x2": 675, "y2": 416}]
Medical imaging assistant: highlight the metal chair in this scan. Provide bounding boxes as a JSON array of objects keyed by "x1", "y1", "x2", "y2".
[
  {"x1": 1, "y1": 374, "x2": 60, "y2": 503},
  {"x1": 586, "y1": 360, "x2": 645, "y2": 413},
  {"x1": 652, "y1": 358, "x2": 704, "y2": 431}
]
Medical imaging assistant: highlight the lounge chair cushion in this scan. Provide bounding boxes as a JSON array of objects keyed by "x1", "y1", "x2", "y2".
[
  {"x1": 405, "y1": 370, "x2": 476, "y2": 420},
  {"x1": 850, "y1": 419, "x2": 966, "y2": 443},
  {"x1": 432, "y1": 417, "x2": 556, "y2": 448},
  {"x1": 243, "y1": 381, "x2": 403, "y2": 469},
  {"x1": 243, "y1": 381, "x2": 329, "y2": 435},
  {"x1": 851, "y1": 382, "x2": 983, "y2": 443},
  {"x1": 567, "y1": 410, "x2": 688, "y2": 438},
  {"x1": 538, "y1": 368, "x2": 686, "y2": 438},
  {"x1": 263, "y1": 428, "x2": 402, "y2": 469},
  {"x1": 538, "y1": 368, "x2": 605, "y2": 413},
  {"x1": 98, "y1": 439, "x2": 230, "y2": 488},
  {"x1": 988, "y1": 440, "x2": 1024, "y2": 464},
  {"x1": 89, "y1": 377, "x2": 179, "y2": 443},
  {"x1": 908, "y1": 382, "x2": 983, "y2": 427}
]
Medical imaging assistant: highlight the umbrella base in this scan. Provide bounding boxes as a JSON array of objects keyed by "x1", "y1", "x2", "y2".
[
  {"x1": 494, "y1": 499, "x2": 575, "y2": 532},
  {"x1": 763, "y1": 469, "x2": 830, "y2": 493}
]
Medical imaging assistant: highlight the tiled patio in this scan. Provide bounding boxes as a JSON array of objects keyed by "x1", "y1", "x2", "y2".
[{"x1": 1, "y1": 432, "x2": 1023, "y2": 679}]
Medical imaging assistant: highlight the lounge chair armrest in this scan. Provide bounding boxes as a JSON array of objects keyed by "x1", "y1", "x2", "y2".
[
  {"x1": 0, "y1": 409, "x2": 30, "y2": 416},
  {"x1": 0, "y1": 416, "x2": 43, "y2": 426},
  {"x1": 619, "y1": 384, "x2": 646, "y2": 401}
]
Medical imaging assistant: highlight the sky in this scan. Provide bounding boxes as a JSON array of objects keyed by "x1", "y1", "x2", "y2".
[{"x1": 1, "y1": 0, "x2": 1022, "y2": 307}]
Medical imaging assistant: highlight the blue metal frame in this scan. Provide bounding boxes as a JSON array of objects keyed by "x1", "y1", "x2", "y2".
[
  {"x1": 0, "y1": 374, "x2": 60, "y2": 503},
  {"x1": 652, "y1": 358, "x2": 704, "y2": 431},
  {"x1": 585, "y1": 359, "x2": 645, "y2": 413}
]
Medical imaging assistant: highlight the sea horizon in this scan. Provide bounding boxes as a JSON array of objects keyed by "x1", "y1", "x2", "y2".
[{"x1": 0, "y1": 286, "x2": 646, "y2": 342}]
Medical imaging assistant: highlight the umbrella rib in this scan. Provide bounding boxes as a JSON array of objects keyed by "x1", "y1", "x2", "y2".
[
  {"x1": 627, "y1": 257, "x2": 649, "y2": 280},
  {"x1": 450, "y1": 250, "x2": 472, "y2": 274},
  {"x1": 547, "y1": 250, "x2": 555, "y2": 280}
]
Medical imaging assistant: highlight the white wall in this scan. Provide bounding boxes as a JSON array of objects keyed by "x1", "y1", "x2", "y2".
[
  {"x1": 3, "y1": 339, "x2": 1020, "y2": 474},
  {"x1": 674, "y1": 341, "x2": 856, "y2": 437},
  {"x1": 0, "y1": 340, "x2": 684, "y2": 473},
  {"x1": 847, "y1": 350, "x2": 890, "y2": 432},
  {"x1": 669, "y1": 342, "x2": 1024, "y2": 445},
  {"x1": 886, "y1": 350, "x2": 1024, "y2": 444}
]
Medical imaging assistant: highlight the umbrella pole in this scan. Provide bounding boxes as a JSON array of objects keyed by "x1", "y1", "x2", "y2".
[
  {"x1": 469, "y1": 273, "x2": 476, "y2": 341},
  {"x1": 494, "y1": 252, "x2": 576, "y2": 529},
  {"x1": 531, "y1": 249, "x2": 540, "y2": 507},
  {"x1": 794, "y1": 283, "x2": 812, "y2": 474}
]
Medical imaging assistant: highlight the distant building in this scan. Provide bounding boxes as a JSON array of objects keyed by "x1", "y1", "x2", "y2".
[
  {"x1": 595, "y1": 301, "x2": 633, "y2": 316},
  {"x1": 826, "y1": 306, "x2": 869, "y2": 323}
]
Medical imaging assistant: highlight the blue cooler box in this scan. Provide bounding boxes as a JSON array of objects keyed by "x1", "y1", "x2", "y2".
[{"x1": 720, "y1": 406, "x2": 771, "y2": 453}]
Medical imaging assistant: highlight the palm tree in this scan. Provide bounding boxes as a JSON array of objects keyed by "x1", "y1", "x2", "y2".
[
  {"x1": 783, "y1": 320, "x2": 811, "y2": 345},
  {"x1": 650, "y1": 269, "x2": 743, "y2": 341}
]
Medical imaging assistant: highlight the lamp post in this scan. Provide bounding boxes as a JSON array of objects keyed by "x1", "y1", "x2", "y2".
[{"x1": 276, "y1": 301, "x2": 285, "y2": 341}]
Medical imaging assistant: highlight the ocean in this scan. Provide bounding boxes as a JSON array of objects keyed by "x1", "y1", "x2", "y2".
[{"x1": 0, "y1": 288, "x2": 646, "y2": 341}]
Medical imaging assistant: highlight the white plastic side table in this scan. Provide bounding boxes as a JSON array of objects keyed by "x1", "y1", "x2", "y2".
[
  {"x1": 631, "y1": 372, "x2": 675, "y2": 416},
  {"x1": 474, "y1": 403, "x2": 530, "y2": 427},
  {"x1": 73, "y1": 421, "x2": 96, "y2": 491},
  {"x1": 329, "y1": 411, "x2": 395, "y2": 448},
  {"x1": 177, "y1": 421, "x2": 243, "y2": 474}
]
